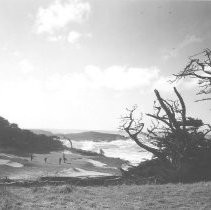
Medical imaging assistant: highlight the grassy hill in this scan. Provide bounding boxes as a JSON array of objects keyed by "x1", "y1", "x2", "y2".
[
  {"x1": 0, "y1": 117, "x2": 65, "y2": 155},
  {"x1": 59, "y1": 131, "x2": 127, "y2": 141},
  {"x1": 30, "y1": 130, "x2": 127, "y2": 141},
  {"x1": 30, "y1": 129, "x2": 54, "y2": 136}
]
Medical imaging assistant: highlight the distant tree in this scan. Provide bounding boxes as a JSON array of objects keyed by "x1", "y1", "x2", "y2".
[
  {"x1": 173, "y1": 48, "x2": 211, "y2": 102},
  {"x1": 121, "y1": 87, "x2": 211, "y2": 181},
  {"x1": 0, "y1": 117, "x2": 10, "y2": 128}
]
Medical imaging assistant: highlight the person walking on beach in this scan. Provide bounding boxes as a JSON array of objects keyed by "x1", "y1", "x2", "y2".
[
  {"x1": 63, "y1": 153, "x2": 67, "y2": 163},
  {"x1": 30, "y1": 154, "x2": 34, "y2": 161},
  {"x1": 59, "y1": 157, "x2": 62, "y2": 165},
  {"x1": 100, "y1": 148, "x2": 104, "y2": 156},
  {"x1": 44, "y1": 157, "x2": 47, "y2": 163}
]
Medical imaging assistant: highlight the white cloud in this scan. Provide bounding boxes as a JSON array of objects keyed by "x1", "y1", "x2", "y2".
[
  {"x1": 163, "y1": 35, "x2": 202, "y2": 60},
  {"x1": 12, "y1": 50, "x2": 22, "y2": 57},
  {"x1": 46, "y1": 31, "x2": 92, "y2": 46},
  {"x1": 151, "y1": 76, "x2": 176, "y2": 92},
  {"x1": 67, "y1": 30, "x2": 82, "y2": 44},
  {"x1": 66, "y1": 31, "x2": 92, "y2": 48},
  {"x1": 85, "y1": 65, "x2": 160, "y2": 90},
  {"x1": 181, "y1": 78, "x2": 199, "y2": 90},
  {"x1": 86, "y1": 33, "x2": 92, "y2": 38},
  {"x1": 151, "y1": 75, "x2": 199, "y2": 94},
  {"x1": 47, "y1": 35, "x2": 64, "y2": 42},
  {"x1": 19, "y1": 59, "x2": 34, "y2": 74},
  {"x1": 45, "y1": 65, "x2": 160, "y2": 94},
  {"x1": 35, "y1": 0, "x2": 91, "y2": 34},
  {"x1": 0, "y1": 63, "x2": 206, "y2": 130},
  {"x1": 40, "y1": 64, "x2": 198, "y2": 97}
]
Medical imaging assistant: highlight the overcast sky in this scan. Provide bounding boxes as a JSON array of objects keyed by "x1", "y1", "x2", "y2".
[{"x1": 0, "y1": 0, "x2": 210, "y2": 130}]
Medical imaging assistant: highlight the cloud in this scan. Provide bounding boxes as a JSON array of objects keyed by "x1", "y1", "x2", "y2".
[
  {"x1": 34, "y1": 0, "x2": 92, "y2": 46},
  {"x1": 0, "y1": 63, "x2": 202, "y2": 130},
  {"x1": 12, "y1": 50, "x2": 22, "y2": 57},
  {"x1": 46, "y1": 31, "x2": 92, "y2": 47},
  {"x1": 181, "y1": 78, "x2": 199, "y2": 90},
  {"x1": 19, "y1": 59, "x2": 34, "y2": 74},
  {"x1": 44, "y1": 65, "x2": 161, "y2": 96},
  {"x1": 180, "y1": 35, "x2": 202, "y2": 48},
  {"x1": 66, "y1": 31, "x2": 92, "y2": 48},
  {"x1": 151, "y1": 75, "x2": 199, "y2": 94},
  {"x1": 67, "y1": 30, "x2": 82, "y2": 44},
  {"x1": 151, "y1": 76, "x2": 175, "y2": 92},
  {"x1": 35, "y1": 0, "x2": 91, "y2": 34},
  {"x1": 84, "y1": 65, "x2": 160, "y2": 90},
  {"x1": 47, "y1": 35, "x2": 64, "y2": 42},
  {"x1": 163, "y1": 35, "x2": 202, "y2": 60}
]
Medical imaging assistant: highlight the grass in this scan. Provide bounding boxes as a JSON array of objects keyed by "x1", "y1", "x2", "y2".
[
  {"x1": 0, "y1": 150, "x2": 124, "y2": 180},
  {"x1": 0, "y1": 182, "x2": 211, "y2": 209}
]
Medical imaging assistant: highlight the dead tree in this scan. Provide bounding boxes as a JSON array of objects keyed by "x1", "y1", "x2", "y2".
[
  {"x1": 121, "y1": 87, "x2": 211, "y2": 171},
  {"x1": 120, "y1": 105, "x2": 172, "y2": 167},
  {"x1": 173, "y1": 48, "x2": 211, "y2": 102}
]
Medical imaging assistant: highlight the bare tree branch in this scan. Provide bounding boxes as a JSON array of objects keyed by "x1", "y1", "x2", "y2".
[
  {"x1": 120, "y1": 87, "x2": 211, "y2": 170},
  {"x1": 174, "y1": 49, "x2": 211, "y2": 101}
]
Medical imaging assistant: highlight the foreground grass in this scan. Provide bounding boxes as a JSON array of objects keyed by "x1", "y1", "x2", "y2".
[{"x1": 0, "y1": 182, "x2": 211, "y2": 209}]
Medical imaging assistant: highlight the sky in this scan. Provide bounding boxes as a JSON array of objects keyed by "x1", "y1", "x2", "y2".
[{"x1": 0, "y1": 0, "x2": 210, "y2": 131}]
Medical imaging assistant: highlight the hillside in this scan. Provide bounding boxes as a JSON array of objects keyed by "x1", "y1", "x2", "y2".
[
  {"x1": 59, "y1": 131, "x2": 127, "y2": 141},
  {"x1": 30, "y1": 129, "x2": 54, "y2": 136},
  {"x1": 0, "y1": 117, "x2": 65, "y2": 155}
]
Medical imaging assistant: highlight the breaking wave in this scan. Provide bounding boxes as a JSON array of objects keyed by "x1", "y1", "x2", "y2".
[{"x1": 62, "y1": 139, "x2": 152, "y2": 165}]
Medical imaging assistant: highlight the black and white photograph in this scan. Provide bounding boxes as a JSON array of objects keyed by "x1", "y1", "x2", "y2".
[{"x1": 0, "y1": 0, "x2": 211, "y2": 209}]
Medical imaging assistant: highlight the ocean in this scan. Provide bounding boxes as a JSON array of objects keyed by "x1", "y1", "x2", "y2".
[{"x1": 61, "y1": 138, "x2": 152, "y2": 165}]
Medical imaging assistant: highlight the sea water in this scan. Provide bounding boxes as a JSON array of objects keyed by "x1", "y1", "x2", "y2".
[{"x1": 61, "y1": 139, "x2": 152, "y2": 165}]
